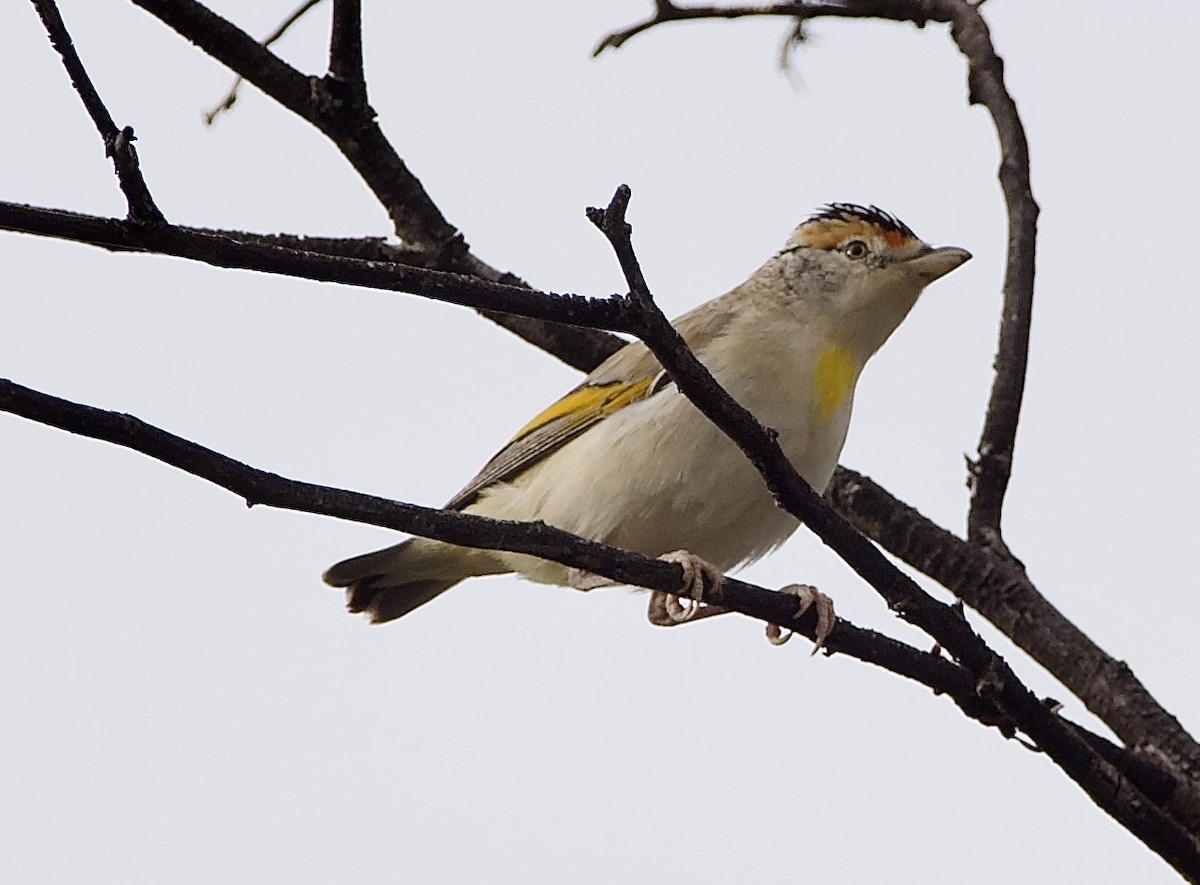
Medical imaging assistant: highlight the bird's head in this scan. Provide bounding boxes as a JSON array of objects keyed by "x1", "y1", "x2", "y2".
[{"x1": 775, "y1": 203, "x2": 971, "y2": 358}]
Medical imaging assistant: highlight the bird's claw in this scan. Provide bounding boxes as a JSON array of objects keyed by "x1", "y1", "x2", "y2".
[
  {"x1": 647, "y1": 550, "x2": 724, "y2": 626},
  {"x1": 766, "y1": 583, "x2": 836, "y2": 652}
]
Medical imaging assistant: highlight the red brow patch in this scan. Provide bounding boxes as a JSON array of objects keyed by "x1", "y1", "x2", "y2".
[{"x1": 883, "y1": 229, "x2": 906, "y2": 248}]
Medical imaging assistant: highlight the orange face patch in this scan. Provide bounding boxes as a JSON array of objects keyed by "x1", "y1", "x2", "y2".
[
  {"x1": 792, "y1": 216, "x2": 915, "y2": 253},
  {"x1": 788, "y1": 204, "x2": 923, "y2": 256},
  {"x1": 795, "y1": 217, "x2": 885, "y2": 250}
]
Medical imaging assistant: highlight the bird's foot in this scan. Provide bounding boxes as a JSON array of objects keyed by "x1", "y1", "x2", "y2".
[
  {"x1": 567, "y1": 568, "x2": 618, "y2": 591},
  {"x1": 766, "y1": 583, "x2": 836, "y2": 652},
  {"x1": 647, "y1": 550, "x2": 726, "y2": 626}
]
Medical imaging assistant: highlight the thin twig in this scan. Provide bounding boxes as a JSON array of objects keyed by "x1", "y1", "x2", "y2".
[
  {"x1": 31, "y1": 0, "x2": 164, "y2": 223},
  {"x1": 593, "y1": 1, "x2": 929, "y2": 56},
  {"x1": 204, "y1": 0, "x2": 326, "y2": 125}
]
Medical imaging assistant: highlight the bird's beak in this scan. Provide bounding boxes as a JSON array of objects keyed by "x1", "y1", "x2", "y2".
[{"x1": 904, "y1": 245, "x2": 972, "y2": 282}]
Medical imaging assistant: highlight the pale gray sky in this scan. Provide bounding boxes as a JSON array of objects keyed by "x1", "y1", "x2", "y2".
[{"x1": 3, "y1": 2, "x2": 1198, "y2": 882}]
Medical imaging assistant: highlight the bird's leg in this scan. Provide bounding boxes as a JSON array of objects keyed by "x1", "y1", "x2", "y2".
[
  {"x1": 646, "y1": 550, "x2": 727, "y2": 626},
  {"x1": 765, "y1": 583, "x2": 836, "y2": 652}
]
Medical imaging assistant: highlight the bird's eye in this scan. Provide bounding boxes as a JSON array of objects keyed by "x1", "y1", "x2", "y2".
[{"x1": 844, "y1": 240, "x2": 869, "y2": 260}]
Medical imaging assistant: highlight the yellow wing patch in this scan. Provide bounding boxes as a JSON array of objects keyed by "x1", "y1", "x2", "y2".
[
  {"x1": 814, "y1": 345, "x2": 858, "y2": 422},
  {"x1": 511, "y1": 377, "x2": 655, "y2": 443},
  {"x1": 443, "y1": 374, "x2": 660, "y2": 510}
]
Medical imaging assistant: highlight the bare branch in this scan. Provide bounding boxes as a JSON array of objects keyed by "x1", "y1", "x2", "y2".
[
  {"x1": 593, "y1": 0, "x2": 931, "y2": 56},
  {"x1": 0, "y1": 196, "x2": 624, "y2": 372},
  {"x1": 31, "y1": 0, "x2": 164, "y2": 224},
  {"x1": 827, "y1": 466, "x2": 1200, "y2": 830},
  {"x1": 0, "y1": 201, "x2": 631, "y2": 331},
  {"x1": 586, "y1": 184, "x2": 1200, "y2": 876},
  {"x1": 945, "y1": 1, "x2": 1038, "y2": 545}
]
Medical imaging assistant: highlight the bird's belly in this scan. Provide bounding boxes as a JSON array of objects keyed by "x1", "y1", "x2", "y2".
[{"x1": 469, "y1": 385, "x2": 847, "y2": 585}]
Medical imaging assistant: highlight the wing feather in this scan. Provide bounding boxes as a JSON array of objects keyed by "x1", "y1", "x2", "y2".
[{"x1": 444, "y1": 301, "x2": 734, "y2": 511}]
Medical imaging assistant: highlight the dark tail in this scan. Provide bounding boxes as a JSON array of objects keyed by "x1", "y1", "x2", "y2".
[{"x1": 322, "y1": 537, "x2": 505, "y2": 623}]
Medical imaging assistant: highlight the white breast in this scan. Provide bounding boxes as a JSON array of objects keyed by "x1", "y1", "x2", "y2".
[{"x1": 467, "y1": 319, "x2": 855, "y2": 585}]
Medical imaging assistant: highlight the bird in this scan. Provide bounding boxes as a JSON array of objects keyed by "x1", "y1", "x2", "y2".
[{"x1": 323, "y1": 203, "x2": 970, "y2": 643}]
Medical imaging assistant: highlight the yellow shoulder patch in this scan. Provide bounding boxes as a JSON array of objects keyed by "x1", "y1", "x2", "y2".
[
  {"x1": 814, "y1": 345, "x2": 858, "y2": 422},
  {"x1": 511, "y1": 376, "x2": 655, "y2": 442}
]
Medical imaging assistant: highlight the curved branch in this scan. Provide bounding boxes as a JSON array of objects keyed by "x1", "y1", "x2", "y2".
[{"x1": 941, "y1": 2, "x2": 1038, "y2": 544}]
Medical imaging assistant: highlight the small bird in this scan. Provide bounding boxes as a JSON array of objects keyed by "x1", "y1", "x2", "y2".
[{"x1": 324, "y1": 204, "x2": 970, "y2": 639}]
